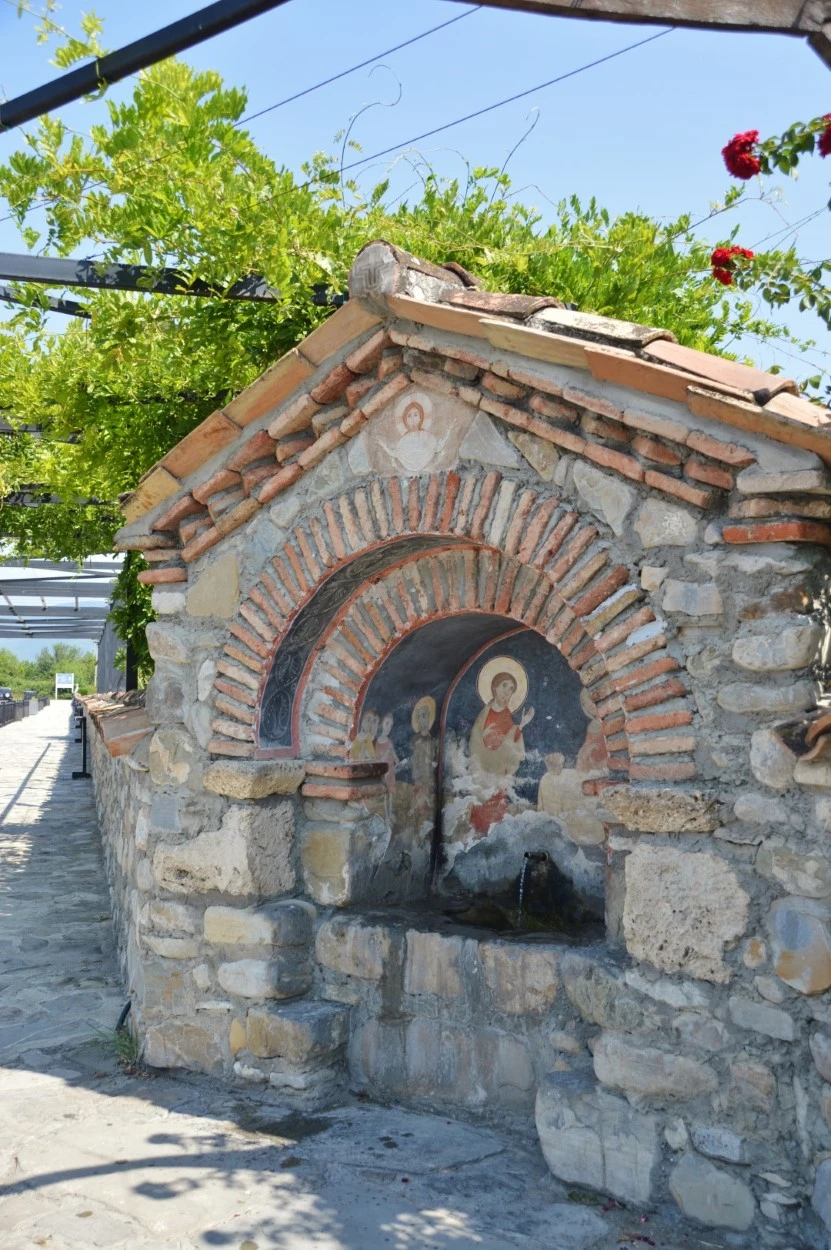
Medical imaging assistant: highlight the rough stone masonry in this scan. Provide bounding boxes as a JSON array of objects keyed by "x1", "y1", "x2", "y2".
[{"x1": 85, "y1": 240, "x2": 831, "y2": 1247}]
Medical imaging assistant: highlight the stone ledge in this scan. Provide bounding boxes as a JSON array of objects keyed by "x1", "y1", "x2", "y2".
[
  {"x1": 203, "y1": 758, "x2": 306, "y2": 798},
  {"x1": 603, "y1": 786, "x2": 719, "y2": 833}
]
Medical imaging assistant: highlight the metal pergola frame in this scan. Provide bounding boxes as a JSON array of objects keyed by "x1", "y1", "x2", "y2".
[{"x1": 0, "y1": 557, "x2": 122, "y2": 642}]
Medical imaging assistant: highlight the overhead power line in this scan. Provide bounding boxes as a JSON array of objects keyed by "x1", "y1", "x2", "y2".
[
  {"x1": 0, "y1": 0, "x2": 294, "y2": 133},
  {"x1": 339, "y1": 27, "x2": 675, "y2": 175},
  {"x1": 0, "y1": 253, "x2": 278, "y2": 302},
  {"x1": 239, "y1": 6, "x2": 482, "y2": 126}
]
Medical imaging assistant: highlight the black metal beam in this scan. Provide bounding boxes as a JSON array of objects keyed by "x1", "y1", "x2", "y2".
[
  {"x1": 0, "y1": 0, "x2": 294, "y2": 133},
  {"x1": 0, "y1": 284, "x2": 90, "y2": 318},
  {"x1": 0, "y1": 253, "x2": 278, "y2": 301}
]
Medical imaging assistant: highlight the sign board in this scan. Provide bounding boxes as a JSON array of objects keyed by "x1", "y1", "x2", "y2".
[{"x1": 55, "y1": 672, "x2": 74, "y2": 698}]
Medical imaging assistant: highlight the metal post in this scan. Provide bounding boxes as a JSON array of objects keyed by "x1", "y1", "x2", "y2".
[{"x1": 72, "y1": 711, "x2": 91, "y2": 780}]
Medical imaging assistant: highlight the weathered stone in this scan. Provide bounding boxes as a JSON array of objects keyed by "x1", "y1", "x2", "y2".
[
  {"x1": 635, "y1": 498, "x2": 698, "y2": 548},
  {"x1": 315, "y1": 916, "x2": 392, "y2": 980},
  {"x1": 717, "y1": 680, "x2": 815, "y2": 715},
  {"x1": 204, "y1": 758, "x2": 306, "y2": 798},
  {"x1": 794, "y1": 758, "x2": 831, "y2": 788},
  {"x1": 689, "y1": 1123, "x2": 748, "y2": 1164},
  {"x1": 229, "y1": 1017, "x2": 246, "y2": 1054},
  {"x1": 726, "y1": 1056, "x2": 776, "y2": 1114},
  {"x1": 197, "y1": 658, "x2": 216, "y2": 702},
  {"x1": 143, "y1": 934, "x2": 200, "y2": 959},
  {"x1": 593, "y1": 1033, "x2": 717, "y2": 1100},
  {"x1": 561, "y1": 954, "x2": 643, "y2": 1030},
  {"x1": 750, "y1": 729, "x2": 796, "y2": 792},
  {"x1": 246, "y1": 1001, "x2": 348, "y2": 1062},
  {"x1": 217, "y1": 956, "x2": 310, "y2": 999},
  {"x1": 624, "y1": 968, "x2": 710, "y2": 1009},
  {"x1": 144, "y1": 1018, "x2": 226, "y2": 1073},
  {"x1": 754, "y1": 975, "x2": 787, "y2": 1003},
  {"x1": 535, "y1": 1071, "x2": 659, "y2": 1205},
  {"x1": 480, "y1": 942, "x2": 559, "y2": 1014},
  {"x1": 672, "y1": 1012, "x2": 731, "y2": 1052},
  {"x1": 669, "y1": 1153, "x2": 755, "y2": 1231},
  {"x1": 572, "y1": 461, "x2": 635, "y2": 536},
  {"x1": 458, "y1": 411, "x2": 521, "y2": 467},
  {"x1": 768, "y1": 896, "x2": 831, "y2": 994},
  {"x1": 186, "y1": 550, "x2": 240, "y2": 618},
  {"x1": 664, "y1": 1117, "x2": 688, "y2": 1151},
  {"x1": 148, "y1": 726, "x2": 197, "y2": 787},
  {"x1": 145, "y1": 675, "x2": 186, "y2": 724},
  {"x1": 742, "y1": 937, "x2": 767, "y2": 968},
  {"x1": 604, "y1": 787, "x2": 718, "y2": 833},
  {"x1": 406, "y1": 1018, "x2": 534, "y2": 1111},
  {"x1": 732, "y1": 624, "x2": 820, "y2": 673},
  {"x1": 204, "y1": 900, "x2": 315, "y2": 947},
  {"x1": 640, "y1": 565, "x2": 667, "y2": 592},
  {"x1": 815, "y1": 796, "x2": 831, "y2": 831},
  {"x1": 810, "y1": 1030, "x2": 831, "y2": 1082},
  {"x1": 813, "y1": 1159, "x2": 831, "y2": 1235},
  {"x1": 728, "y1": 996, "x2": 796, "y2": 1041},
  {"x1": 146, "y1": 901, "x2": 200, "y2": 934},
  {"x1": 662, "y1": 580, "x2": 723, "y2": 617},
  {"x1": 153, "y1": 802, "x2": 295, "y2": 897},
  {"x1": 623, "y1": 846, "x2": 749, "y2": 983},
  {"x1": 300, "y1": 820, "x2": 388, "y2": 906},
  {"x1": 404, "y1": 930, "x2": 464, "y2": 998},
  {"x1": 756, "y1": 842, "x2": 831, "y2": 899},
  {"x1": 145, "y1": 622, "x2": 190, "y2": 664},
  {"x1": 151, "y1": 588, "x2": 186, "y2": 615},
  {"x1": 507, "y1": 429, "x2": 558, "y2": 480},
  {"x1": 733, "y1": 793, "x2": 788, "y2": 826}
]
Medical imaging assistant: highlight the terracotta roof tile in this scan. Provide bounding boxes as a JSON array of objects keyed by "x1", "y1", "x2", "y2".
[
  {"x1": 642, "y1": 339, "x2": 797, "y2": 399},
  {"x1": 161, "y1": 409, "x2": 239, "y2": 479},
  {"x1": 480, "y1": 318, "x2": 589, "y2": 370},
  {"x1": 122, "y1": 466, "x2": 180, "y2": 524},
  {"x1": 223, "y1": 348, "x2": 314, "y2": 428},
  {"x1": 385, "y1": 293, "x2": 490, "y2": 338},
  {"x1": 530, "y1": 307, "x2": 674, "y2": 349},
  {"x1": 687, "y1": 386, "x2": 831, "y2": 465},
  {"x1": 299, "y1": 300, "x2": 382, "y2": 367},
  {"x1": 584, "y1": 344, "x2": 693, "y2": 405},
  {"x1": 440, "y1": 289, "x2": 564, "y2": 318}
]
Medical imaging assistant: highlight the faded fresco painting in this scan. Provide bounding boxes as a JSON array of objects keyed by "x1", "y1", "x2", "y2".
[
  {"x1": 346, "y1": 618, "x2": 610, "y2": 909},
  {"x1": 441, "y1": 630, "x2": 609, "y2": 906}
]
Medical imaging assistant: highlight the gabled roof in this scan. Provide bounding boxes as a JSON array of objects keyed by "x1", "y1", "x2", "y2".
[{"x1": 115, "y1": 239, "x2": 831, "y2": 579}]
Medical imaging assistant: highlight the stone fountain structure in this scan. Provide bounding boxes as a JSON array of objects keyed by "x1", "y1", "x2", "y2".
[{"x1": 85, "y1": 241, "x2": 831, "y2": 1243}]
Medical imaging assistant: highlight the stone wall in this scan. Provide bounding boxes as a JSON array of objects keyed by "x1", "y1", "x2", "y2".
[{"x1": 89, "y1": 294, "x2": 831, "y2": 1245}]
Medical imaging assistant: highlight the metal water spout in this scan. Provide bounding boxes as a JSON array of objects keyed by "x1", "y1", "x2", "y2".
[{"x1": 518, "y1": 850, "x2": 550, "y2": 929}]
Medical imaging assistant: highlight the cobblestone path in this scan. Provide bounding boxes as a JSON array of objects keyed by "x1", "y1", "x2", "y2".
[
  {"x1": 0, "y1": 703, "x2": 731, "y2": 1250},
  {"x1": 0, "y1": 701, "x2": 124, "y2": 1062}
]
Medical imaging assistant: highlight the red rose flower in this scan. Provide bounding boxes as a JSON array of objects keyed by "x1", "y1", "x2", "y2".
[
  {"x1": 722, "y1": 129, "x2": 761, "y2": 180},
  {"x1": 819, "y1": 114, "x2": 831, "y2": 158},
  {"x1": 710, "y1": 245, "x2": 755, "y2": 286}
]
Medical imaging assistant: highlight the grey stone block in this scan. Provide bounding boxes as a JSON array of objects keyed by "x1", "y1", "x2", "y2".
[
  {"x1": 669, "y1": 1152, "x2": 755, "y2": 1231},
  {"x1": 535, "y1": 1070, "x2": 659, "y2": 1205}
]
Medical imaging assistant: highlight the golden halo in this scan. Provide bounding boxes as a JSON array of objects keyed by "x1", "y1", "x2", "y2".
[
  {"x1": 476, "y1": 657, "x2": 528, "y2": 712},
  {"x1": 411, "y1": 695, "x2": 437, "y2": 733}
]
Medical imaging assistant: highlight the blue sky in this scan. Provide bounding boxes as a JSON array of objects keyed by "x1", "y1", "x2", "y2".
[{"x1": 0, "y1": 0, "x2": 829, "y2": 657}]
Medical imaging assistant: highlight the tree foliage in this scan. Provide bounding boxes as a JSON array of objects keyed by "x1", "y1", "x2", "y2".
[
  {"x1": 0, "y1": 53, "x2": 827, "y2": 567},
  {"x1": 0, "y1": 641, "x2": 96, "y2": 697},
  {"x1": 0, "y1": 25, "x2": 828, "y2": 684}
]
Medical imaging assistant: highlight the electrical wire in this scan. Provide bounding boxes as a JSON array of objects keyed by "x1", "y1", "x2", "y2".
[
  {"x1": 238, "y1": 5, "x2": 482, "y2": 126},
  {"x1": 339, "y1": 27, "x2": 674, "y2": 175}
]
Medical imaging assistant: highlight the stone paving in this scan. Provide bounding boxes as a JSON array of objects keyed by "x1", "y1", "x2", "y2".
[{"x1": 0, "y1": 703, "x2": 747, "y2": 1250}]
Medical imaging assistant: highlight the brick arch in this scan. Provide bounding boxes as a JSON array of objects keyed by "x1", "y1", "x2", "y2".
[{"x1": 209, "y1": 469, "x2": 697, "y2": 783}]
